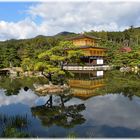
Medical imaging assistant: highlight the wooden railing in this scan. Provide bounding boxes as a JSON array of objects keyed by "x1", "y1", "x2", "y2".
[{"x1": 63, "y1": 65, "x2": 112, "y2": 71}]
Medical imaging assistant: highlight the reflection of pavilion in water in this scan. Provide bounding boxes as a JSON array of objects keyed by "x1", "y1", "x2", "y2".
[{"x1": 68, "y1": 71, "x2": 105, "y2": 100}]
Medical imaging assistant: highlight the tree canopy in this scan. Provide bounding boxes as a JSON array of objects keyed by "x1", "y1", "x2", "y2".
[
  {"x1": 0, "y1": 26, "x2": 140, "y2": 69},
  {"x1": 34, "y1": 41, "x2": 83, "y2": 83}
]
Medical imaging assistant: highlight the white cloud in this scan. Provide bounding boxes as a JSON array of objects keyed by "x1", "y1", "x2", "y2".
[
  {"x1": 28, "y1": 2, "x2": 140, "y2": 31},
  {"x1": 0, "y1": 89, "x2": 38, "y2": 107},
  {"x1": 0, "y1": 18, "x2": 49, "y2": 41},
  {"x1": 0, "y1": 1, "x2": 140, "y2": 41},
  {"x1": 83, "y1": 94, "x2": 140, "y2": 130}
]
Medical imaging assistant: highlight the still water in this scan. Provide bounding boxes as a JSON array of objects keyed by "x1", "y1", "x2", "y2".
[{"x1": 0, "y1": 70, "x2": 140, "y2": 138}]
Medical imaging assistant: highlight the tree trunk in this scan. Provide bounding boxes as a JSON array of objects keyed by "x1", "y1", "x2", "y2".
[
  {"x1": 45, "y1": 95, "x2": 53, "y2": 108},
  {"x1": 41, "y1": 71, "x2": 52, "y2": 85},
  {"x1": 60, "y1": 95, "x2": 65, "y2": 108}
]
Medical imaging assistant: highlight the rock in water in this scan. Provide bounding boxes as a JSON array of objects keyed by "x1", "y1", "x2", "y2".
[{"x1": 35, "y1": 84, "x2": 70, "y2": 95}]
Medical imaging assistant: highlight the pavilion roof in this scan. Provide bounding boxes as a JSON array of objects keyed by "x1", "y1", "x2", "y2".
[
  {"x1": 120, "y1": 47, "x2": 132, "y2": 52},
  {"x1": 67, "y1": 34, "x2": 101, "y2": 41}
]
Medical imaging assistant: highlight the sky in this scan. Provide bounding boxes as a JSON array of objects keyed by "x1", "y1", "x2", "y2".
[{"x1": 0, "y1": 1, "x2": 140, "y2": 41}]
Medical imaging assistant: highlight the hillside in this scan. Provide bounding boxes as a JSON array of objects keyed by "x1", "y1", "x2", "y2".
[{"x1": 0, "y1": 26, "x2": 140, "y2": 68}]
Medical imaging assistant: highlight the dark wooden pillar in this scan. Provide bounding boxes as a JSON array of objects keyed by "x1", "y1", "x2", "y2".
[{"x1": 89, "y1": 57, "x2": 90, "y2": 64}]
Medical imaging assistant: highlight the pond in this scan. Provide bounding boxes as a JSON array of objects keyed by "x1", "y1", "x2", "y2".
[{"x1": 0, "y1": 70, "x2": 140, "y2": 138}]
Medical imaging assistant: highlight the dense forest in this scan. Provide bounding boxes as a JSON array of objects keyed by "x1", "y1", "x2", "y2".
[{"x1": 0, "y1": 26, "x2": 140, "y2": 69}]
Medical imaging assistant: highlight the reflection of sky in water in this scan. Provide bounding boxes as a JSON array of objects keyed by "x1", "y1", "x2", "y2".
[
  {"x1": 84, "y1": 94, "x2": 140, "y2": 129},
  {"x1": 1, "y1": 88, "x2": 140, "y2": 137},
  {"x1": 0, "y1": 88, "x2": 38, "y2": 107},
  {"x1": 57, "y1": 93, "x2": 140, "y2": 137}
]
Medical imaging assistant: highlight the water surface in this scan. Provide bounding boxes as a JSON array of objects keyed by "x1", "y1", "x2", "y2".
[{"x1": 0, "y1": 71, "x2": 140, "y2": 138}]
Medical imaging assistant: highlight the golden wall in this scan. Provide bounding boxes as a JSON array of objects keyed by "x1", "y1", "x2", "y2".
[
  {"x1": 69, "y1": 79, "x2": 105, "y2": 89},
  {"x1": 72, "y1": 37, "x2": 96, "y2": 46},
  {"x1": 81, "y1": 48, "x2": 106, "y2": 56}
]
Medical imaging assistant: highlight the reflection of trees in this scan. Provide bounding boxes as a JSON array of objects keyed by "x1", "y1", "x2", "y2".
[
  {"x1": 0, "y1": 76, "x2": 47, "y2": 96},
  {"x1": 69, "y1": 70, "x2": 140, "y2": 101},
  {"x1": 0, "y1": 114, "x2": 31, "y2": 137},
  {"x1": 0, "y1": 77, "x2": 21, "y2": 96},
  {"x1": 97, "y1": 70, "x2": 140, "y2": 100},
  {"x1": 31, "y1": 94, "x2": 86, "y2": 128}
]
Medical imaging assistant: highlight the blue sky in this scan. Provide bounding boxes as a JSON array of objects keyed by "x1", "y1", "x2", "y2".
[
  {"x1": 0, "y1": 2, "x2": 30, "y2": 22},
  {"x1": 0, "y1": 1, "x2": 140, "y2": 41}
]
